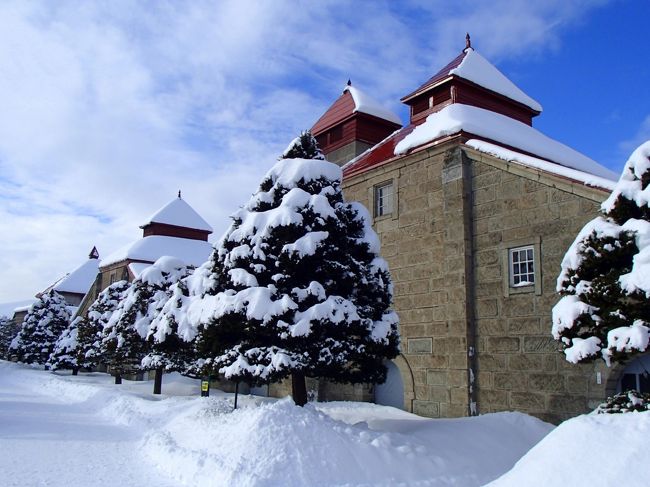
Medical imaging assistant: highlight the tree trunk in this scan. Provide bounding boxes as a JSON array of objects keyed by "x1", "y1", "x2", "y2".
[
  {"x1": 153, "y1": 367, "x2": 163, "y2": 395},
  {"x1": 292, "y1": 371, "x2": 308, "y2": 406},
  {"x1": 72, "y1": 368, "x2": 78, "y2": 376},
  {"x1": 114, "y1": 373, "x2": 122, "y2": 385},
  {"x1": 234, "y1": 381, "x2": 239, "y2": 410}
]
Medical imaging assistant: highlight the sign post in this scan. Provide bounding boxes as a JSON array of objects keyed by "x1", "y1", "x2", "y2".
[{"x1": 201, "y1": 378, "x2": 210, "y2": 397}]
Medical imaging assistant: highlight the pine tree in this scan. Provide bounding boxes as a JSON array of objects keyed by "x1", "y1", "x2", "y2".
[
  {"x1": 0, "y1": 316, "x2": 21, "y2": 360},
  {"x1": 279, "y1": 130, "x2": 324, "y2": 161},
  {"x1": 12, "y1": 290, "x2": 71, "y2": 367},
  {"x1": 107, "y1": 257, "x2": 195, "y2": 393},
  {"x1": 47, "y1": 317, "x2": 81, "y2": 373},
  {"x1": 78, "y1": 280, "x2": 130, "y2": 373},
  {"x1": 194, "y1": 133, "x2": 399, "y2": 405},
  {"x1": 553, "y1": 141, "x2": 650, "y2": 365}
]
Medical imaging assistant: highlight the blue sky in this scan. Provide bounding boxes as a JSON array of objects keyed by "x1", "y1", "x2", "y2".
[{"x1": 0, "y1": 0, "x2": 648, "y2": 304}]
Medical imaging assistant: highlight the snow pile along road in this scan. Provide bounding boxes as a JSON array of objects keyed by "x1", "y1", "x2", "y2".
[
  {"x1": 142, "y1": 397, "x2": 552, "y2": 487},
  {"x1": 0, "y1": 362, "x2": 553, "y2": 487},
  {"x1": 486, "y1": 410, "x2": 650, "y2": 487}
]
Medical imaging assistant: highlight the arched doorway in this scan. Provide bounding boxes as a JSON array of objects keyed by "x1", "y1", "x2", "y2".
[
  {"x1": 617, "y1": 354, "x2": 650, "y2": 393},
  {"x1": 375, "y1": 360, "x2": 405, "y2": 409}
]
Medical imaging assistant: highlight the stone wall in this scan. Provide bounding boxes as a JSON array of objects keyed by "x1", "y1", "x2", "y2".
[
  {"x1": 343, "y1": 142, "x2": 475, "y2": 418},
  {"x1": 341, "y1": 141, "x2": 614, "y2": 423},
  {"x1": 466, "y1": 149, "x2": 612, "y2": 423},
  {"x1": 325, "y1": 141, "x2": 373, "y2": 166}
]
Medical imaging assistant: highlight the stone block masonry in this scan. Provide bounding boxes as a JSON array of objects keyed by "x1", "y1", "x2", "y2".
[{"x1": 341, "y1": 141, "x2": 615, "y2": 423}]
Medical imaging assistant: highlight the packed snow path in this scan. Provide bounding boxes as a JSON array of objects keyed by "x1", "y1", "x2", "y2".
[
  {"x1": 0, "y1": 362, "x2": 553, "y2": 487},
  {"x1": 0, "y1": 363, "x2": 181, "y2": 487}
]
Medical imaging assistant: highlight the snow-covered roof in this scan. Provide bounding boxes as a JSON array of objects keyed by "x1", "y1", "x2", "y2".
[
  {"x1": 101, "y1": 235, "x2": 213, "y2": 268},
  {"x1": 141, "y1": 196, "x2": 213, "y2": 233},
  {"x1": 128, "y1": 262, "x2": 152, "y2": 279},
  {"x1": 450, "y1": 49, "x2": 542, "y2": 112},
  {"x1": 0, "y1": 299, "x2": 36, "y2": 319},
  {"x1": 53, "y1": 258, "x2": 101, "y2": 295},
  {"x1": 402, "y1": 48, "x2": 542, "y2": 113},
  {"x1": 466, "y1": 140, "x2": 616, "y2": 191},
  {"x1": 312, "y1": 83, "x2": 402, "y2": 135},
  {"x1": 345, "y1": 85, "x2": 402, "y2": 125},
  {"x1": 394, "y1": 104, "x2": 617, "y2": 181}
]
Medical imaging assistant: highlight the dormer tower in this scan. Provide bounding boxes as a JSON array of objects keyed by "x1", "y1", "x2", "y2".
[
  {"x1": 311, "y1": 82, "x2": 402, "y2": 166},
  {"x1": 400, "y1": 35, "x2": 542, "y2": 126},
  {"x1": 140, "y1": 193, "x2": 213, "y2": 242}
]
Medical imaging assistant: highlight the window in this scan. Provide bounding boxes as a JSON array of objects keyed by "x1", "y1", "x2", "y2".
[
  {"x1": 329, "y1": 125, "x2": 343, "y2": 143},
  {"x1": 501, "y1": 238, "x2": 541, "y2": 297},
  {"x1": 509, "y1": 246, "x2": 535, "y2": 287},
  {"x1": 109, "y1": 272, "x2": 117, "y2": 285},
  {"x1": 374, "y1": 182, "x2": 393, "y2": 217}
]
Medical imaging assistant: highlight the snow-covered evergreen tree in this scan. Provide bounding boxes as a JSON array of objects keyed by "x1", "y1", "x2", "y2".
[
  {"x1": 106, "y1": 257, "x2": 194, "y2": 393},
  {"x1": 47, "y1": 317, "x2": 81, "y2": 373},
  {"x1": 553, "y1": 141, "x2": 650, "y2": 365},
  {"x1": 12, "y1": 290, "x2": 71, "y2": 367},
  {"x1": 0, "y1": 316, "x2": 21, "y2": 360},
  {"x1": 184, "y1": 134, "x2": 399, "y2": 405},
  {"x1": 77, "y1": 280, "x2": 130, "y2": 372},
  {"x1": 279, "y1": 130, "x2": 324, "y2": 161}
]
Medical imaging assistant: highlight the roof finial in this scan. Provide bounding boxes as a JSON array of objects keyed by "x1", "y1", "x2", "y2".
[
  {"x1": 178, "y1": 189, "x2": 182, "y2": 199},
  {"x1": 89, "y1": 246, "x2": 99, "y2": 260},
  {"x1": 465, "y1": 33, "x2": 472, "y2": 51},
  {"x1": 347, "y1": 79, "x2": 352, "y2": 86}
]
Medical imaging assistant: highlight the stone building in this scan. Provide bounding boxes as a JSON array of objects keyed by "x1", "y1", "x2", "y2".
[
  {"x1": 10, "y1": 247, "x2": 100, "y2": 325},
  {"x1": 307, "y1": 38, "x2": 625, "y2": 423},
  {"x1": 77, "y1": 193, "x2": 214, "y2": 316}
]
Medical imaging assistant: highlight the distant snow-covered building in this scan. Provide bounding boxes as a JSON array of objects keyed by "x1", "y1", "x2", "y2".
[
  {"x1": 77, "y1": 193, "x2": 213, "y2": 316},
  {"x1": 41, "y1": 246, "x2": 101, "y2": 307},
  {"x1": 306, "y1": 35, "x2": 619, "y2": 423}
]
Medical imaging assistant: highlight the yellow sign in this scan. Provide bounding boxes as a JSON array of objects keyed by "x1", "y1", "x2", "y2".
[{"x1": 201, "y1": 381, "x2": 209, "y2": 392}]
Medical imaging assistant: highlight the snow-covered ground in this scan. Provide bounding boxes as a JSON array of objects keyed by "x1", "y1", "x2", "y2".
[
  {"x1": 486, "y1": 408, "x2": 650, "y2": 487},
  {"x1": 0, "y1": 361, "x2": 561, "y2": 486}
]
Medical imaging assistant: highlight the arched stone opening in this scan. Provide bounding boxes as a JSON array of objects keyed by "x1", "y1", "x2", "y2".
[{"x1": 374, "y1": 354, "x2": 415, "y2": 412}]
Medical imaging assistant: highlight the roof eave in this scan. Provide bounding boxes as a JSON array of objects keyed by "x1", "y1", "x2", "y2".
[{"x1": 400, "y1": 75, "x2": 453, "y2": 103}]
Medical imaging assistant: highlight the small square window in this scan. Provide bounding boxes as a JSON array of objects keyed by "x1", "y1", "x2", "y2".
[
  {"x1": 509, "y1": 246, "x2": 535, "y2": 288},
  {"x1": 374, "y1": 182, "x2": 393, "y2": 217}
]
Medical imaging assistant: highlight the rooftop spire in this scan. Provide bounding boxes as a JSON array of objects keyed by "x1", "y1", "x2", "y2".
[
  {"x1": 347, "y1": 79, "x2": 352, "y2": 86},
  {"x1": 465, "y1": 33, "x2": 472, "y2": 51},
  {"x1": 178, "y1": 189, "x2": 182, "y2": 199}
]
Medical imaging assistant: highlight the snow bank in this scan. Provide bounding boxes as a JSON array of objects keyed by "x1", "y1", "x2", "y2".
[
  {"x1": 2, "y1": 362, "x2": 553, "y2": 487},
  {"x1": 144, "y1": 398, "x2": 552, "y2": 487},
  {"x1": 486, "y1": 411, "x2": 650, "y2": 487}
]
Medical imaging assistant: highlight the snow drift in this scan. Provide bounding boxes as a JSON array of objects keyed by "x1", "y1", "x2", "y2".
[
  {"x1": 1, "y1": 362, "x2": 552, "y2": 487},
  {"x1": 486, "y1": 410, "x2": 650, "y2": 487}
]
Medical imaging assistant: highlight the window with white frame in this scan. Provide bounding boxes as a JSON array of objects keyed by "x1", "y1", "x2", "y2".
[
  {"x1": 509, "y1": 246, "x2": 535, "y2": 287},
  {"x1": 374, "y1": 181, "x2": 393, "y2": 217}
]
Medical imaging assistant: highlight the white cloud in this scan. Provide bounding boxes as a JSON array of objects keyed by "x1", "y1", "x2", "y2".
[
  {"x1": 0, "y1": 0, "x2": 611, "y2": 302},
  {"x1": 619, "y1": 115, "x2": 650, "y2": 157}
]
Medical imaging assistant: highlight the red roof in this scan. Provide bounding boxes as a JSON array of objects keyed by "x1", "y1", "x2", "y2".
[
  {"x1": 312, "y1": 90, "x2": 356, "y2": 135},
  {"x1": 343, "y1": 125, "x2": 416, "y2": 179},
  {"x1": 401, "y1": 51, "x2": 466, "y2": 103}
]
